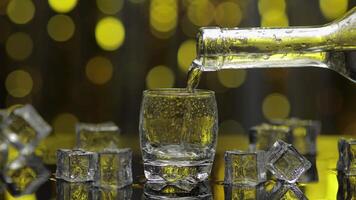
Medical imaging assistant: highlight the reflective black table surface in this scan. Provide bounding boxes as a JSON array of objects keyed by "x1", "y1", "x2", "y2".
[{"x1": 8, "y1": 134, "x2": 348, "y2": 199}]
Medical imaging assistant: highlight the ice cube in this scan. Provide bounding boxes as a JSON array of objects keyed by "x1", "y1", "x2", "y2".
[
  {"x1": 95, "y1": 148, "x2": 133, "y2": 188},
  {"x1": 1, "y1": 104, "x2": 51, "y2": 155},
  {"x1": 56, "y1": 180, "x2": 94, "y2": 200},
  {"x1": 0, "y1": 109, "x2": 7, "y2": 123},
  {"x1": 266, "y1": 140, "x2": 311, "y2": 183},
  {"x1": 271, "y1": 118, "x2": 320, "y2": 155},
  {"x1": 3, "y1": 155, "x2": 50, "y2": 196},
  {"x1": 56, "y1": 149, "x2": 98, "y2": 182},
  {"x1": 249, "y1": 123, "x2": 292, "y2": 151},
  {"x1": 76, "y1": 122, "x2": 120, "y2": 151},
  {"x1": 224, "y1": 150, "x2": 267, "y2": 185},
  {"x1": 298, "y1": 154, "x2": 318, "y2": 183},
  {"x1": 270, "y1": 182, "x2": 307, "y2": 200},
  {"x1": 0, "y1": 137, "x2": 8, "y2": 170},
  {"x1": 93, "y1": 186, "x2": 133, "y2": 200},
  {"x1": 337, "y1": 138, "x2": 356, "y2": 175}
]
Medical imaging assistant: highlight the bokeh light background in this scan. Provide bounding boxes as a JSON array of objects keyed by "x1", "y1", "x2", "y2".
[{"x1": 1, "y1": 0, "x2": 356, "y2": 139}]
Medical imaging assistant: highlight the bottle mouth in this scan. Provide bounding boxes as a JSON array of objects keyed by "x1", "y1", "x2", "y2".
[
  {"x1": 196, "y1": 28, "x2": 205, "y2": 59},
  {"x1": 196, "y1": 27, "x2": 223, "y2": 58}
]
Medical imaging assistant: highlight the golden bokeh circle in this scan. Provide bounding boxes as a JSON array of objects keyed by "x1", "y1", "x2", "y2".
[
  {"x1": 258, "y1": 0, "x2": 286, "y2": 15},
  {"x1": 6, "y1": 0, "x2": 35, "y2": 24},
  {"x1": 262, "y1": 93, "x2": 290, "y2": 120},
  {"x1": 96, "y1": 0, "x2": 124, "y2": 15},
  {"x1": 47, "y1": 14, "x2": 75, "y2": 42},
  {"x1": 150, "y1": 0, "x2": 177, "y2": 38},
  {"x1": 5, "y1": 70, "x2": 33, "y2": 98},
  {"x1": 5, "y1": 32, "x2": 33, "y2": 61},
  {"x1": 95, "y1": 17, "x2": 125, "y2": 51},
  {"x1": 52, "y1": 113, "x2": 79, "y2": 134},
  {"x1": 187, "y1": 0, "x2": 215, "y2": 26},
  {"x1": 0, "y1": 0, "x2": 10, "y2": 15},
  {"x1": 146, "y1": 65, "x2": 175, "y2": 89},
  {"x1": 320, "y1": 0, "x2": 348, "y2": 20},
  {"x1": 219, "y1": 120, "x2": 245, "y2": 134},
  {"x1": 48, "y1": 0, "x2": 78, "y2": 13},
  {"x1": 261, "y1": 10, "x2": 289, "y2": 27},
  {"x1": 217, "y1": 69, "x2": 247, "y2": 88},
  {"x1": 177, "y1": 40, "x2": 196, "y2": 73},
  {"x1": 215, "y1": 2, "x2": 242, "y2": 27},
  {"x1": 85, "y1": 56, "x2": 114, "y2": 85},
  {"x1": 129, "y1": 0, "x2": 145, "y2": 3}
]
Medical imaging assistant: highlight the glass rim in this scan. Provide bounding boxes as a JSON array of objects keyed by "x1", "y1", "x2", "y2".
[{"x1": 143, "y1": 88, "x2": 214, "y2": 97}]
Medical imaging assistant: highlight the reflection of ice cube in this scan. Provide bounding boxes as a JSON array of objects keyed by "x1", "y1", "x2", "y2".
[
  {"x1": 224, "y1": 184, "x2": 267, "y2": 200},
  {"x1": 270, "y1": 182, "x2": 307, "y2": 200},
  {"x1": 144, "y1": 181, "x2": 212, "y2": 199},
  {"x1": 1, "y1": 104, "x2": 51, "y2": 155},
  {"x1": 56, "y1": 180, "x2": 94, "y2": 200},
  {"x1": 56, "y1": 149, "x2": 98, "y2": 182},
  {"x1": 337, "y1": 172, "x2": 356, "y2": 199},
  {"x1": 249, "y1": 123, "x2": 292, "y2": 151},
  {"x1": 93, "y1": 186, "x2": 133, "y2": 200},
  {"x1": 266, "y1": 140, "x2": 311, "y2": 183},
  {"x1": 337, "y1": 138, "x2": 356, "y2": 175},
  {"x1": 95, "y1": 148, "x2": 133, "y2": 188},
  {"x1": 76, "y1": 122, "x2": 120, "y2": 151},
  {"x1": 271, "y1": 118, "x2": 320, "y2": 155},
  {"x1": 224, "y1": 150, "x2": 266, "y2": 185},
  {"x1": 4, "y1": 155, "x2": 50, "y2": 196}
]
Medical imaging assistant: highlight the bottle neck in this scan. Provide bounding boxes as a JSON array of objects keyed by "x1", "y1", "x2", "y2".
[{"x1": 197, "y1": 26, "x2": 334, "y2": 57}]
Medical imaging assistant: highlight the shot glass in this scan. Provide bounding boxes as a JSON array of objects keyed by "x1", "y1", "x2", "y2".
[{"x1": 139, "y1": 88, "x2": 218, "y2": 192}]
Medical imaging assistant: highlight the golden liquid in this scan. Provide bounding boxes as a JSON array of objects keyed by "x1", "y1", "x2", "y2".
[{"x1": 186, "y1": 61, "x2": 202, "y2": 92}]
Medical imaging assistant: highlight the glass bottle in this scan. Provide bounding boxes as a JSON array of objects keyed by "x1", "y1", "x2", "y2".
[{"x1": 194, "y1": 7, "x2": 356, "y2": 76}]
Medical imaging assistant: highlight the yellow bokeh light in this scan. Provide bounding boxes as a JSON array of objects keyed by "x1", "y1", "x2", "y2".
[
  {"x1": 146, "y1": 65, "x2": 175, "y2": 89},
  {"x1": 95, "y1": 17, "x2": 125, "y2": 51},
  {"x1": 177, "y1": 40, "x2": 196, "y2": 73},
  {"x1": 0, "y1": 0, "x2": 10, "y2": 15},
  {"x1": 219, "y1": 120, "x2": 245, "y2": 134},
  {"x1": 206, "y1": 73, "x2": 228, "y2": 93},
  {"x1": 150, "y1": 0, "x2": 177, "y2": 39},
  {"x1": 5, "y1": 32, "x2": 33, "y2": 61},
  {"x1": 96, "y1": 0, "x2": 124, "y2": 15},
  {"x1": 6, "y1": 0, "x2": 35, "y2": 24},
  {"x1": 258, "y1": 0, "x2": 286, "y2": 16},
  {"x1": 52, "y1": 113, "x2": 79, "y2": 134},
  {"x1": 85, "y1": 56, "x2": 113, "y2": 85},
  {"x1": 217, "y1": 69, "x2": 247, "y2": 88},
  {"x1": 215, "y1": 2, "x2": 242, "y2": 27},
  {"x1": 47, "y1": 14, "x2": 75, "y2": 42},
  {"x1": 48, "y1": 0, "x2": 78, "y2": 13},
  {"x1": 181, "y1": 15, "x2": 199, "y2": 38},
  {"x1": 129, "y1": 0, "x2": 145, "y2": 3},
  {"x1": 320, "y1": 0, "x2": 348, "y2": 20},
  {"x1": 5, "y1": 70, "x2": 33, "y2": 98},
  {"x1": 261, "y1": 10, "x2": 289, "y2": 27},
  {"x1": 262, "y1": 93, "x2": 290, "y2": 120},
  {"x1": 187, "y1": 0, "x2": 215, "y2": 26},
  {"x1": 5, "y1": 191, "x2": 36, "y2": 200}
]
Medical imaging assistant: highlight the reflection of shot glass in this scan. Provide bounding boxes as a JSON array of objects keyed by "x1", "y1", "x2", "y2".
[{"x1": 139, "y1": 89, "x2": 218, "y2": 191}]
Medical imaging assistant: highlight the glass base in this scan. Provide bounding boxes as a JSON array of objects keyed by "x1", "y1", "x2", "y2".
[{"x1": 144, "y1": 160, "x2": 212, "y2": 192}]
